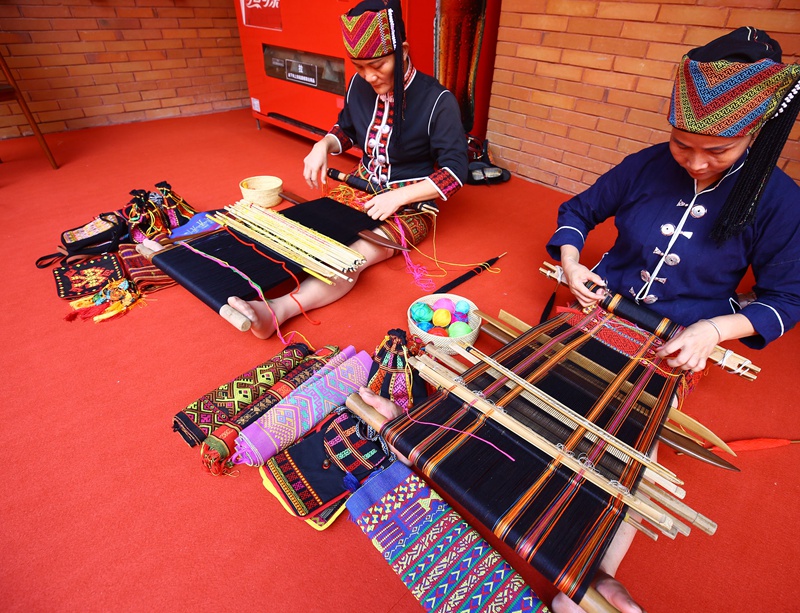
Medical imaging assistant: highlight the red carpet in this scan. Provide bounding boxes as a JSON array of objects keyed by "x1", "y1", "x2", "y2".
[{"x1": 1, "y1": 109, "x2": 798, "y2": 612}]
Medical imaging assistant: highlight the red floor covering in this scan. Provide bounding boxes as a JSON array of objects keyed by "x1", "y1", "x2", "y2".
[{"x1": 1, "y1": 109, "x2": 798, "y2": 612}]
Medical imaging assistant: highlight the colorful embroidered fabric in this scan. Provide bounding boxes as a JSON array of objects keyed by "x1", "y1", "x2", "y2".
[
  {"x1": 172, "y1": 343, "x2": 311, "y2": 447},
  {"x1": 347, "y1": 461, "x2": 548, "y2": 613},
  {"x1": 261, "y1": 410, "x2": 389, "y2": 520},
  {"x1": 117, "y1": 243, "x2": 176, "y2": 294},
  {"x1": 367, "y1": 328, "x2": 426, "y2": 411},
  {"x1": 201, "y1": 348, "x2": 340, "y2": 472},
  {"x1": 340, "y1": 7, "x2": 395, "y2": 60},
  {"x1": 53, "y1": 253, "x2": 124, "y2": 299},
  {"x1": 670, "y1": 56, "x2": 800, "y2": 137},
  {"x1": 232, "y1": 348, "x2": 373, "y2": 466},
  {"x1": 65, "y1": 278, "x2": 141, "y2": 323}
]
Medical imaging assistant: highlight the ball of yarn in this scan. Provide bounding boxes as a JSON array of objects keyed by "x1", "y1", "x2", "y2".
[
  {"x1": 428, "y1": 326, "x2": 449, "y2": 337},
  {"x1": 452, "y1": 311, "x2": 469, "y2": 323},
  {"x1": 432, "y1": 297, "x2": 456, "y2": 313},
  {"x1": 448, "y1": 321, "x2": 473, "y2": 337},
  {"x1": 455, "y1": 299, "x2": 471, "y2": 315},
  {"x1": 416, "y1": 321, "x2": 434, "y2": 332},
  {"x1": 432, "y1": 308, "x2": 452, "y2": 327},
  {"x1": 410, "y1": 301, "x2": 434, "y2": 323}
]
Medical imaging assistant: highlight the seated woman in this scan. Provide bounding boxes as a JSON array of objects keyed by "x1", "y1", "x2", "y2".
[
  {"x1": 230, "y1": 0, "x2": 468, "y2": 339},
  {"x1": 546, "y1": 27, "x2": 800, "y2": 613}
]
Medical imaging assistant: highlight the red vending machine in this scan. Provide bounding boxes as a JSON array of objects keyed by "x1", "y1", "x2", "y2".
[{"x1": 234, "y1": 0, "x2": 500, "y2": 141}]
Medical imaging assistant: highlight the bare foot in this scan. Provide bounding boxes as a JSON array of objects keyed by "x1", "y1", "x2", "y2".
[
  {"x1": 550, "y1": 573, "x2": 643, "y2": 613},
  {"x1": 227, "y1": 296, "x2": 277, "y2": 339}
]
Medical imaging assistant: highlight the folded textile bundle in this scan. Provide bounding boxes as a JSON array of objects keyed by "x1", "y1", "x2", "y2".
[
  {"x1": 118, "y1": 243, "x2": 177, "y2": 294},
  {"x1": 202, "y1": 347, "x2": 340, "y2": 474},
  {"x1": 173, "y1": 343, "x2": 311, "y2": 446},
  {"x1": 231, "y1": 348, "x2": 372, "y2": 466},
  {"x1": 347, "y1": 461, "x2": 548, "y2": 613}
]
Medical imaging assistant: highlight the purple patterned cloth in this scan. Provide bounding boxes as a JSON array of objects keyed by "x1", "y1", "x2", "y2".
[{"x1": 231, "y1": 347, "x2": 372, "y2": 466}]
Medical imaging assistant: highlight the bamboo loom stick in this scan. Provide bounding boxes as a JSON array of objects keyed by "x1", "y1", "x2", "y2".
[
  {"x1": 409, "y1": 356, "x2": 674, "y2": 532},
  {"x1": 344, "y1": 393, "x2": 623, "y2": 613},
  {"x1": 450, "y1": 343, "x2": 682, "y2": 486},
  {"x1": 417, "y1": 350, "x2": 688, "y2": 501},
  {"x1": 495, "y1": 309, "x2": 737, "y2": 457},
  {"x1": 538, "y1": 262, "x2": 759, "y2": 380}
]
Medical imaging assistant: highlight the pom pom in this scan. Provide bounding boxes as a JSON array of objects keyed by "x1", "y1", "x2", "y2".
[
  {"x1": 455, "y1": 299, "x2": 471, "y2": 314},
  {"x1": 432, "y1": 297, "x2": 456, "y2": 313},
  {"x1": 410, "y1": 301, "x2": 434, "y2": 323},
  {"x1": 416, "y1": 321, "x2": 434, "y2": 332},
  {"x1": 432, "y1": 308, "x2": 452, "y2": 327},
  {"x1": 448, "y1": 321, "x2": 473, "y2": 337},
  {"x1": 428, "y1": 327, "x2": 448, "y2": 337}
]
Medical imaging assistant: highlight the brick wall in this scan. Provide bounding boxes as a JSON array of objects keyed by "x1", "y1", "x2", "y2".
[
  {"x1": 0, "y1": 0, "x2": 248, "y2": 138},
  {"x1": 487, "y1": 0, "x2": 800, "y2": 194}
]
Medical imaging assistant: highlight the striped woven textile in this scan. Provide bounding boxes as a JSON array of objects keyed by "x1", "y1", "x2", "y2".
[
  {"x1": 340, "y1": 8, "x2": 394, "y2": 59},
  {"x1": 347, "y1": 461, "x2": 548, "y2": 613}
]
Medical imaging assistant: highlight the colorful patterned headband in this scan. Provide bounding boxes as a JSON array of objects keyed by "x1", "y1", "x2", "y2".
[
  {"x1": 340, "y1": 8, "x2": 397, "y2": 60},
  {"x1": 669, "y1": 55, "x2": 800, "y2": 137}
]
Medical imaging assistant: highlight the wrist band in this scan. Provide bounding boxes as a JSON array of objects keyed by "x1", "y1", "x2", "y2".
[{"x1": 700, "y1": 318, "x2": 722, "y2": 343}]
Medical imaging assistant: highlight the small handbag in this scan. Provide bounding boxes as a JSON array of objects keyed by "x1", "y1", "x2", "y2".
[
  {"x1": 36, "y1": 212, "x2": 128, "y2": 268},
  {"x1": 125, "y1": 189, "x2": 170, "y2": 243}
]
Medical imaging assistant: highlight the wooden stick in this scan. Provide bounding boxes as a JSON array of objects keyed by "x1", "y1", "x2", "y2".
[
  {"x1": 451, "y1": 343, "x2": 682, "y2": 486},
  {"x1": 495, "y1": 308, "x2": 737, "y2": 455}
]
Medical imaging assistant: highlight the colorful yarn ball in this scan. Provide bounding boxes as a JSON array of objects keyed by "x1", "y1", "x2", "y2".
[
  {"x1": 428, "y1": 327, "x2": 448, "y2": 337},
  {"x1": 432, "y1": 308, "x2": 452, "y2": 327},
  {"x1": 455, "y1": 299, "x2": 471, "y2": 314},
  {"x1": 416, "y1": 321, "x2": 434, "y2": 332},
  {"x1": 452, "y1": 311, "x2": 469, "y2": 323},
  {"x1": 432, "y1": 297, "x2": 456, "y2": 313},
  {"x1": 448, "y1": 321, "x2": 473, "y2": 337},
  {"x1": 410, "y1": 301, "x2": 434, "y2": 323}
]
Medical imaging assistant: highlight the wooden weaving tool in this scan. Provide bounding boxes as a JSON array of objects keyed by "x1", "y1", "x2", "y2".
[
  {"x1": 141, "y1": 196, "x2": 384, "y2": 330},
  {"x1": 347, "y1": 296, "x2": 731, "y2": 611}
]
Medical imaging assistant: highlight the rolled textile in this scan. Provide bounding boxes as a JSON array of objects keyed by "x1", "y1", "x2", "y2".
[
  {"x1": 201, "y1": 346, "x2": 340, "y2": 473},
  {"x1": 346, "y1": 461, "x2": 547, "y2": 613},
  {"x1": 118, "y1": 243, "x2": 177, "y2": 294},
  {"x1": 173, "y1": 343, "x2": 310, "y2": 447},
  {"x1": 231, "y1": 348, "x2": 372, "y2": 466}
]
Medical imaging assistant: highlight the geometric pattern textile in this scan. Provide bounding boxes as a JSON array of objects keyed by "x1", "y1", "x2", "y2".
[
  {"x1": 670, "y1": 56, "x2": 800, "y2": 137},
  {"x1": 232, "y1": 348, "x2": 372, "y2": 466},
  {"x1": 52, "y1": 253, "x2": 125, "y2": 299},
  {"x1": 340, "y1": 8, "x2": 394, "y2": 60},
  {"x1": 172, "y1": 343, "x2": 311, "y2": 447},
  {"x1": 346, "y1": 461, "x2": 548, "y2": 613}
]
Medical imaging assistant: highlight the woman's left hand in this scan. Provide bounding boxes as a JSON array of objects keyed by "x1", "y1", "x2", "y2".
[
  {"x1": 655, "y1": 320, "x2": 719, "y2": 371},
  {"x1": 363, "y1": 191, "x2": 405, "y2": 221}
]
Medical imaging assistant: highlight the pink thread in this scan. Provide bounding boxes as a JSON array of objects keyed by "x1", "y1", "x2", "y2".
[
  {"x1": 392, "y1": 217, "x2": 434, "y2": 291},
  {"x1": 403, "y1": 399, "x2": 516, "y2": 462}
]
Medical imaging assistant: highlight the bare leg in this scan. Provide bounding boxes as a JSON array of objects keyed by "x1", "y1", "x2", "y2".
[{"x1": 228, "y1": 237, "x2": 394, "y2": 339}]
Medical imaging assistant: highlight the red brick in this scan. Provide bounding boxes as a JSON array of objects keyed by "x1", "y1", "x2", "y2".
[
  {"x1": 78, "y1": 30, "x2": 120, "y2": 42},
  {"x1": 95, "y1": 73, "x2": 135, "y2": 86},
  {"x1": 543, "y1": 133, "x2": 592, "y2": 156},
  {"x1": 613, "y1": 56, "x2": 675, "y2": 79},
  {"x1": 620, "y1": 22, "x2": 686, "y2": 43},
  {"x1": 539, "y1": 157, "x2": 584, "y2": 181},
  {"x1": 588, "y1": 145, "x2": 626, "y2": 166},
  {"x1": 546, "y1": 0, "x2": 598, "y2": 17},
  {"x1": 101, "y1": 92, "x2": 142, "y2": 105},
  {"x1": 728, "y1": 8, "x2": 800, "y2": 33},
  {"x1": 540, "y1": 31, "x2": 592, "y2": 50},
  {"x1": 111, "y1": 61, "x2": 153, "y2": 73},
  {"x1": 519, "y1": 14, "x2": 569, "y2": 31},
  {"x1": 531, "y1": 90, "x2": 578, "y2": 110},
  {"x1": 555, "y1": 79, "x2": 605, "y2": 102},
  {"x1": 561, "y1": 49, "x2": 614, "y2": 71},
  {"x1": 145, "y1": 107, "x2": 182, "y2": 121},
  {"x1": 526, "y1": 116, "x2": 570, "y2": 137},
  {"x1": 58, "y1": 41, "x2": 106, "y2": 54},
  {"x1": 607, "y1": 89, "x2": 665, "y2": 112},
  {"x1": 563, "y1": 150, "x2": 613, "y2": 175},
  {"x1": 659, "y1": 5, "x2": 729, "y2": 26},
  {"x1": 646, "y1": 42, "x2": 691, "y2": 62},
  {"x1": 516, "y1": 44, "x2": 562, "y2": 62},
  {"x1": 31, "y1": 31, "x2": 80, "y2": 44},
  {"x1": 636, "y1": 76, "x2": 674, "y2": 98},
  {"x1": 550, "y1": 107, "x2": 599, "y2": 130},
  {"x1": 575, "y1": 99, "x2": 627, "y2": 121},
  {"x1": 8, "y1": 42, "x2": 60, "y2": 56},
  {"x1": 569, "y1": 126, "x2": 619, "y2": 150},
  {"x1": 597, "y1": 2, "x2": 659, "y2": 21},
  {"x1": 178, "y1": 19, "x2": 216, "y2": 29},
  {"x1": 498, "y1": 26, "x2": 544, "y2": 45},
  {"x1": 597, "y1": 117, "x2": 655, "y2": 142},
  {"x1": 567, "y1": 16, "x2": 623, "y2": 36},
  {"x1": 589, "y1": 36, "x2": 648, "y2": 58},
  {"x1": 20, "y1": 6, "x2": 71, "y2": 18},
  {"x1": 627, "y1": 108, "x2": 671, "y2": 131},
  {"x1": 582, "y1": 68, "x2": 638, "y2": 90},
  {"x1": 69, "y1": 6, "x2": 118, "y2": 19},
  {"x1": 535, "y1": 61, "x2": 583, "y2": 82},
  {"x1": 509, "y1": 99, "x2": 551, "y2": 120}
]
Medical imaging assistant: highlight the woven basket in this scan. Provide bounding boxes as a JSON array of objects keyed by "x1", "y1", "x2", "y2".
[
  {"x1": 239, "y1": 175, "x2": 283, "y2": 207},
  {"x1": 407, "y1": 293, "x2": 481, "y2": 355}
]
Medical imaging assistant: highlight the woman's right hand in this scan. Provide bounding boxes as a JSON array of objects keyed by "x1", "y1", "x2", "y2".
[
  {"x1": 303, "y1": 138, "x2": 331, "y2": 189},
  {"x1": 560, "y1": 246, "x2": 607, "y2": 308}
]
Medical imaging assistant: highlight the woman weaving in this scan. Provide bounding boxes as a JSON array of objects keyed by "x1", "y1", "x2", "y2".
[
  {"x1": 545, "y1": 27, "x2": 800, "y2": 613},
  {"x1": 229, "y1": 0, "x2": 468, "y2": 339}
]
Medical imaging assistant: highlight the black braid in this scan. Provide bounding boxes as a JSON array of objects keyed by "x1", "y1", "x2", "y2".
[{"x1": 710, "y1": 85, "x2": 800, "y2": 243}]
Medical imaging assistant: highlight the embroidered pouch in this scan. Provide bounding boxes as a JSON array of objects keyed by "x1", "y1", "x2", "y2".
[{"x1": 52, "y1": 253, "x2": 125, "y2": 299}]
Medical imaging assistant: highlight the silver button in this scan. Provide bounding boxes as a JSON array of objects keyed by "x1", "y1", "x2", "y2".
[
  {"x1": 661, "y1": 224, "x2": 675, "y2": 236},
  {"x1": 664, "y1": 253, "x2": 681, "y2": 266},
  {"x1": 640, "y1": 270, "x2": 651, "y2": 282},
  {"x1": 691, "y1": 205, "x2": 707, "y2": 218},
  {"x1": 381, "y1": 125, "x2": 391, "y2": 134},
  {"x1": 377, "y1": 155, "x2": 386, "y2": 164},
  {"x1": 368, "y1": 138, "x2": 376, "y2": 148},
  {"x1": 643, "y1": 295, "x2": 658, "y2": 304}
]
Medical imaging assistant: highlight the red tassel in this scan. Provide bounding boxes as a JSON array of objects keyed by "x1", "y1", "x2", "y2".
[
  {"x1": 65, "y1": 302, "x2": 109, "y2": 322},
  {"x1": 710, "y1": 438, "x2": 800, "y2": 453}
]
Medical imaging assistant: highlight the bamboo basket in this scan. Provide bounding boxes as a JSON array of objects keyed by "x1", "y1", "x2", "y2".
[
  {"x1": 407, "y1": 293, "x2": 481, "y2": 355},
  {"x1": 239, "y1": 175, "x2": 283, "y2": 207}
]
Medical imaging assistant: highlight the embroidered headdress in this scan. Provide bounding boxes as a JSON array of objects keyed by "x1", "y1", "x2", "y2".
[
  {"x1": 339, "y1": 1, "x2": 408, "y2": 143},
  {"x1": 668, "y1": 27, "x2": 800, "y2": 241}
]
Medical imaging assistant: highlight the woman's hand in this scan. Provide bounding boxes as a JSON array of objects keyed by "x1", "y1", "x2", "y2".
[
  {"x1": 656, "y1": 320, "x2": 719, "y2": 371},
  {"x1": 364, "y1": 190, "x2": 405, "y2": 221},
  {"x1": 560, "y1": 246, "x2": 606, "y2": 307},
  {"x1": 302, "y1": 137, "x2": 333, "y2": 189}
]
